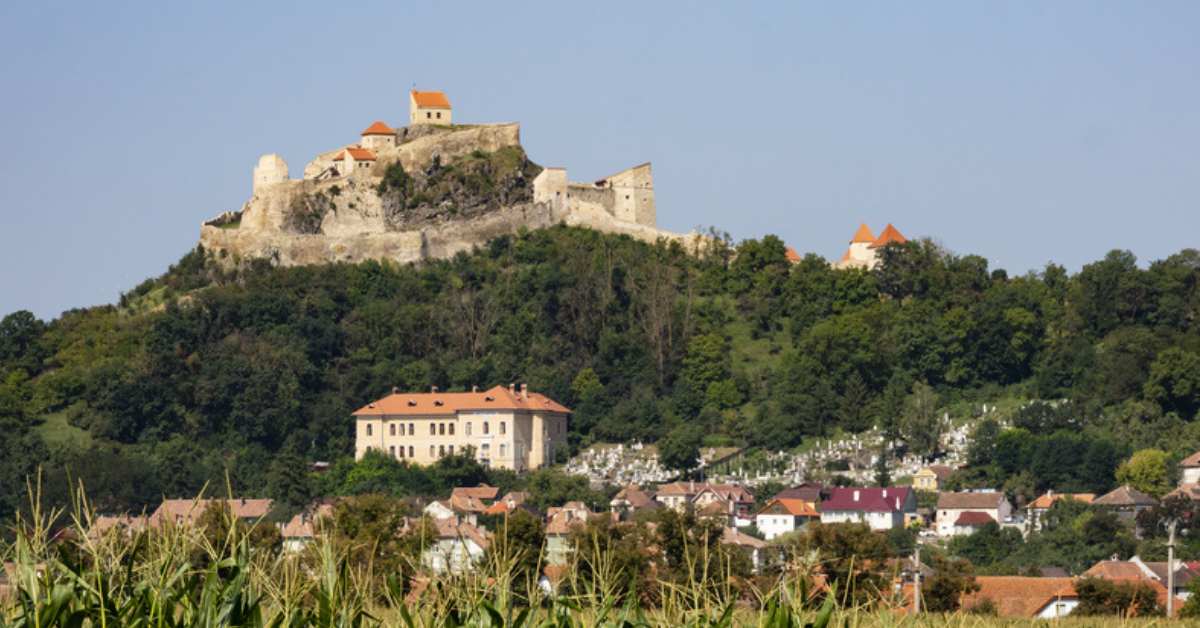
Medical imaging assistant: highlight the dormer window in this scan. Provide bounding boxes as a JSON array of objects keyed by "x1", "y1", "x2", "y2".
[
  {"x1": 435, "y1": 400, "x2": 443, "y2": 406},
  {"x1": 408, "y1": 399, "x2": 416, "y2": 406},
  {"x1": 485, "y1": 395, "x2": 494, "y2": 402}
]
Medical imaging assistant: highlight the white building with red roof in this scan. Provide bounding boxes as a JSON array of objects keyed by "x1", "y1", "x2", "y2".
[
  {"x1": 820, "y1": 487, "x2": 915, "y2": 530},
  {"x1": 831, "y1": 223, "x2": 907, "y2": 271},
  {"x1": 353, "y1": 384, "x2": 569, "y2": 471},
  {"x1": 410, "y1": 90, "x2": 452, "y2": 126}
]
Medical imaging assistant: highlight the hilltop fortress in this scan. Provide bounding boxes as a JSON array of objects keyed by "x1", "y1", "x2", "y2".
[{"x1": 200, "y1": 91, "x2": 702, "y2": 266}]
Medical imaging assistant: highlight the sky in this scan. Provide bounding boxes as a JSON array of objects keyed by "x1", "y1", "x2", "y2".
[{"x1": 2, "y1": 2, "x2": 1198, "y2": 321}]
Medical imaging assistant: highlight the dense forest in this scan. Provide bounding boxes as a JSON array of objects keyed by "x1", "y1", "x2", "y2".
[{"x1": 2, "y1": 225, "x2": 1200, "y2": 530}]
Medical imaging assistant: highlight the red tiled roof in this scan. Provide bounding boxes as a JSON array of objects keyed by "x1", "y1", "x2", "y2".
[
  {"x1": 361, "y1": 121, "x2": 397, "y2": 136},
  {"x1": 149, "y1": 498, "x2": 273, "y2": 527},
  {"x1": 867, "y1": 223, "x2": 906, "y2": 249},
  {"x1": 1165, "y1": 484, "x2": 1200, "y2": 501},
  {"x1": 757, "y1": 498, "x2": 820, "y2": 518},
  {"x1": 823, "y1": 487, "x2": 910, "y2": 513},
  {"x1": 785, "y1": 247, "x2": 802, "y2": 262},
  {"x1": 850, "y1": 223, "x2": 876, "y2": 243},
  {"x1": 954, "y1": 511, "x2": 995, "y2": 525},
  {"x1": 839, "y1": 249, "x2": 851, "y2": 263},
  {"x1": 1181, "y1": 451, "x2": 1200, "y2": 467},
  {"x1": 962, "y1": 577, "x2": 1077, "y2": 617},
  {"x1": 1029, "y1": 493, "x2": 1095, "y2": 509},
  {"x1": 332, "y1": 148, "x2": 376, "y2": 161},
  {"x1": 353, "y1": 385, "x2": 570, "y2": 417},
  {"x1": 411, "y1": 90, "x2": 451, "y2": 108}
]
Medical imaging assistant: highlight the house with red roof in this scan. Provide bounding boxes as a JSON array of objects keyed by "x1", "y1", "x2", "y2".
[
  {"x1": 410, "y1": 90, "x2": 452, "y2": 126},
  {"x1": 962, "y1": 577, "x2": 1079, "y2": 618},
  {"x1": 360, "y1": 121, "x2": 397, "y2": 153},
  {"x1": 935, "y1": 491, "x2": 1011, "y2": 537},
  {"x1": 1180, "y1": 451, "x2": 1200, "y2": 485},
  {"x1": 756, "y1": 498, "x2": 820, "y2": 540},
  {"x1": 820, "y1": 487, "x2": 915, "y2": 530},
  {"x1": 353, "y1": 384, "x2": 569, "y2": 471}
]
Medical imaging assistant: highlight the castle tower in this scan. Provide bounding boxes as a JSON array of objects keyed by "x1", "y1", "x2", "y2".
[
  {"x1": 410, "y1": 90, "x2": 452, "y2": 126},
  {"x1": 865, "y1": 223, "x2": 907, "y2": 269},
  {"x1": 594, "y1": 163, "x2": 656, "y2": 228},
  {"x1": 847, "y1": 222, "x2": 876, "y2": 265},
  {"x1": 532, "y1": 167, "x2": 567, "y2": 204},
  {"x1": 361, "y1": 121, "x2": 397, "y2": 153},
  {"x1": 253, "y1": 154, "x2": 289, "y2": 194}
]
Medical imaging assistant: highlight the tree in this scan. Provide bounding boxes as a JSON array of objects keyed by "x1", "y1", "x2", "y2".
[
  {"x1": 837, "y1": 372, "x2": 874, "y2": 433},
  {"x1": 486, "y1": 509, "x2": 546, "y2": 596},
  {"x1": 1144, "y1": 348, "x2": 1200, "y2": 420},
  {"x1": 328, "y1": 494, "x2": 436, "y2": 590},
  {"x1": 658, "y1": 425, "x2": 702, "y2": 474},
  {"x1": 873, "y1": 444, "x2": 891, "y2": 488},
  {"x1": 901, "y1": 381, "x2": 943, "y2": 460},
  {"x1": 566, "y1": 515, "x2": 654, "y2": 599},
  {"x1": 922, "y1": 554, "x2": 980, "y2": 613},
  {"x1": 1074, "y1": 579, "x2": 1162, "y2": 616},
  {"x1": 1115, "y1": 449, "x2": 1173, "y2": 499}
]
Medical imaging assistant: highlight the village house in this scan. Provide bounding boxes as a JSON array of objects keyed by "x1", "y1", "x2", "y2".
[
  {"x1": 913, "y1": 465, "x2": 956, "y2": 491},
  {"x1": 1083, "y1": 557, "x2": 1192, "y2": 610},
  {"x1": 148, "y1": 498, "x2": 274, "y2": 528},
  {"x1": 1025, "y1": 491, "x2": 1094, "y2": 526},
  {"x1": 935, "y1": 491, "x2": 1011, "y2": 538},
  {"x1": 353, "y1": 384, "x2": 569, "y2": 472},
  {"x1": 773, "y1": 482, "x2": 828, "y2": 511},
  {"x1": 423, "y1": 517, "x2": 490, "y2": 574},
  {"x1": 654, "y1": 482, "x2": 754, "y2": 515},
  {"x1": 1092, "y1": 485, "x2": 1158, "y2": 522},
  {"x1": 962, "y1": 577, "x2": 1080, "y2": 618},
  {"x1": 755, "y1": 498, "x2": 820, "y2": 540},
  {"x1": 410, "y1": 90, "x2": 452, "y2": 126},
  {"x1": 820, "y1": 487, "x2": 915, "y2": 531},
  {"x1": 545, "y1": 502, "x2": 595, "y2": 565},
  {"x1": 1181, "y1": 451, "x2": 1200, "y2": 485},
  {"x1": 609, "y1": 487, "x2": 661, "y2": 519}
]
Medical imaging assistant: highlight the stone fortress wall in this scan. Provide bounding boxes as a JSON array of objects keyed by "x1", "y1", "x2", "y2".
[{"x1": 201, "y1": 114, "x2": 702, "y2": 267}]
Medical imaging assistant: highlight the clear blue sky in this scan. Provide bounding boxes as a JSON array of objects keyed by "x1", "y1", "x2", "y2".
[{"x1": 2, "y1": 2, "x2": 1198, "y2": 320}]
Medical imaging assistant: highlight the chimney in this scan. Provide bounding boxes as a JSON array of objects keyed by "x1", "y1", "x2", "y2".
[
  {"x1": 854, "y1": 490, "x2": 860, "y2": 502},
  {"x1": 432, "y1": 386, "x2": 438, "y2": 393},
  {"x1": 882, "y1": 489, "x2": 888, "y2": 498},
  {"x1": 509, "y1": 383, "x2": 515, "y2": 393},
  {"x1": 392, "y1": 386, "x2": 399, "y2": 394},
  {"x1": 521, "y1": 383, "x2": 528, "y2": 396},
  {"x1": 472, "y1": 385, "x2": 479, "y2": 393}
]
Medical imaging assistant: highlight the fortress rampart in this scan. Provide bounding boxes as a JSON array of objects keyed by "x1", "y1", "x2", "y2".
[{"x1": 201, "y1": 119, "x2": 702, "y2": 267}]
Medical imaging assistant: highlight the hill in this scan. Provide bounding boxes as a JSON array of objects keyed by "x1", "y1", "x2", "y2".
[{"x1": 2, "y1": 227, "x2": 1200, "y2": 526}]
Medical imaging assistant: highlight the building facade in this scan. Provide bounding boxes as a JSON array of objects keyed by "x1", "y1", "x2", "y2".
[
  {"x1": 410, "y1": 90, "x2": 452, "y2": 125},
  {"x1": 353, "y1": 384, "x2": 569, "y2": 471}
]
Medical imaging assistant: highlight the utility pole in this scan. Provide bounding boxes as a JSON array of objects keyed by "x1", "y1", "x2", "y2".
[
  {"x1": 1167, "y1": 519, "x2": 1178, "y2": 618},
  {"x1": 912, "y1": 546, "x2": 922, "y2": 614}
]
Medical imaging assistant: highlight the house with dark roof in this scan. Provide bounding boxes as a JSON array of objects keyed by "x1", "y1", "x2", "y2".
[
  {"x1": 773, "y1": 482, "x2": 828, "y2": 511},
  {"x1": 820, "y1": 487, "x2": 915, "y2": 530},
  {"x1": 610, "y1": 487, "x2": 661, "y2": 519},
  {"x1": 935, "y1": 491, "x2": 1011, "y2": 537},
  {"x1": 1092, "y1": 485, "x2": 1158, "y2": 521}
]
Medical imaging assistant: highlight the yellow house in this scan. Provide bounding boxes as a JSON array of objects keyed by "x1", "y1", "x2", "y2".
[
  {"x1": 914, "y1": 465, "x2": 956, "y2": 491},
  {"x1": 411, "y1": 90, "x2": 452, "y2": 126},
  {"x1": 352, "y1": 384, "x2": 568, "y2": 471}
]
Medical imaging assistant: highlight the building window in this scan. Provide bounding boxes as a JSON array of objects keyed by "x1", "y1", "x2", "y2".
[
  {"x1": 483, "y1": 422, "x2": 489, "y2": 435},
  {"x1": 439, "y1": 445, "x2": 446, "y2": 457},
  {"x1": 481, "y1": 444, "x2": 490, "y2": 456},
  {"x1": 389, "y1": 446, "x2": 395, "y2": 456},
  {"x1": 408, "y1": 446, "x2": 414, "y2": 458},
  {"x1": 399, "y1": 446, "x2": 405, "y2": 458},
  {"x1": 429, "y1": 445, "x2": 435, "y2": 458},
  {"x1": 448, "y1": 445, "x2": 454, "y2": 455},
  {"x1": 390, "y1": 424, "x2": 396, "y2": 436},
  {"x1": 366, "y1": 424, "x2": 372, "y2": 436},
  {"x1": 430, "y1": 424, "x2": 436, "y2": 436},
  {"x1": 449, "y1": 423, "x2": 455, "y2": 436},
  {"x1": 466, "y1": 422, "x2": 472, "y2": 435},
  {"x1": 557, "y1": 421, "x2": 561, "y2": 434},
  {"x1": 437, "y1": 112, "x2": 441, "y2": 119},
  {"x1": 427, "y1": 112, "x2": 432, "y2": 119},
  {"x1": 500, "y1": 422, "x2": 506, "y2": 435},
  {"x1": 439, "y1": 423, "x2": 446, "y2": 436},
  {"x1": 518, "y1": 444, "x2": 524, "y2": 458},
  {"x1": 500, "y1": 444, "x2": 507, "y2": 458}
]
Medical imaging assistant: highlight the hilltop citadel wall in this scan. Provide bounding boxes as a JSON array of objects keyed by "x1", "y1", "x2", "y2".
[{"x1": 202, "y1": 121, "x2": 700, "y2": 266}]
